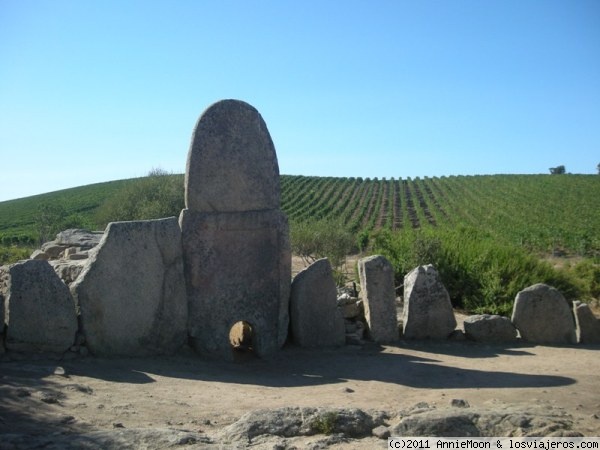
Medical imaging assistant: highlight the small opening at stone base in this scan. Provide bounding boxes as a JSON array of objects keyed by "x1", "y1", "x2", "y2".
[{"x1": 229, "y1": 321, "x2": 256, "y2": 361}]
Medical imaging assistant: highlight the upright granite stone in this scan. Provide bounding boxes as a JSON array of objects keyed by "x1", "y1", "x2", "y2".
[
  {"x1": 573, "y1": 301, "x2": 600, "y2": 344},
  {"x1": 511, "y1": 283, "x2": 576, "y2": 345},
  {"x1": 71, "y1": 218, "x2": 187, "y2": 356},
  {"x1": 0, "y1": 290, "x2": 4, "y2": 329},
  {"x1": 1, "y1": 260, "x2": 77, "y2": 353},
  {"x1": 181, "y1": 100, "x2": 291, "y2": 359},
  {"x1": 402, "y1": 265, "x2": 456, "y2": 339},
  {"x1": 290, "y1": 258, "x2": 345, "y2": 347},
  {"x1": 0, "y1": 291, "x2": 5, "y2": 353},
  {"x1": 358, "y1": 255, "x2": 398, "y2": 343}
]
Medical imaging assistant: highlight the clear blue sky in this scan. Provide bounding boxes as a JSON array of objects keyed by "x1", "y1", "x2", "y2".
[{"x1": 1, "y1": 0, "x2": 599, "y2": 202}]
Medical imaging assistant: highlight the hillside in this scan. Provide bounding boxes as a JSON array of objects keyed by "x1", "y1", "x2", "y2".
[
  {"x1": 0, "y1": 178, "x2": 140, "y2": 245},
  {"x1": 1, "y1": 174, "x2": 598, "y2": 257}
]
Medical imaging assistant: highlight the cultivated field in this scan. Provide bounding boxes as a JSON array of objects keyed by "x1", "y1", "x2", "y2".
[
  {"x1": 2, "y1": 174, "x2": 599, "y2": 257},
  {"x1": 281, "y1": 174, "x2": 600, "y2": 256}
]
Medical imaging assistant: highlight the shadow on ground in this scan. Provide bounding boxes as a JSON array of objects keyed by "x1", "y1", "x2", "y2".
[
  {"x1": 53, "y1": 341, "x2": 576, "y2": 389},
  {"x1": 0, "y1": 341, "x2": 582, "y2": 441}
]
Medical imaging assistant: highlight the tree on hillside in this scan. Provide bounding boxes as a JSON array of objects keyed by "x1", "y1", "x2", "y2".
[
  {"x1": 549, "y1": 165, "x2": 566, "y2": 174},
  {"x1": 36, "y1": 203, "x2": 66, "y2": 244},
  {"x1": 289, "y1": 219, "x2": 356, "y2": 286},
  {"x1": 35, "y1": 202, "x2": 93, "y2": 244},
  {"x1": 597, "y1": 162, "x2": 600, "y2": 175},
  {"x1": 94, "y1": 168, "x2": 184, "y2": 227}
]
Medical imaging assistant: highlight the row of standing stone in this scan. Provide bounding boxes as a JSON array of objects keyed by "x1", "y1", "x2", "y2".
[
  {"x1": 291, "y1": 255, "x2": 600, "y2": 347},
  {"x1": 2, "y1": 249, "x2": 598, "y2": 358}
]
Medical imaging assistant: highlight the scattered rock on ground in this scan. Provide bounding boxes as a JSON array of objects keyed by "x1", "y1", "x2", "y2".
[
  {"x1": 0, "y1": 428, "x2": 215, "y2": 450},
  {"x1": 391, "y1": 406, "x2": 581, "y2": 437},
  {"x1": 463, "y1": 314, "x2": 518, "y2": 343},
  {"x1": 221, "y1": 406, "x2": 383, "y2": 443}
]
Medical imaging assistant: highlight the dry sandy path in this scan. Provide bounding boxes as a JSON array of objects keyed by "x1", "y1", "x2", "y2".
[{"x1": 1, "y1": 340, "x2": 599, "y2": 446}]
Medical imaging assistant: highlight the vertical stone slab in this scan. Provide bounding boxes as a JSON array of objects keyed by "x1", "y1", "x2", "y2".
[
  {"x1": 181, "y1": 209, "x2": 291, "y2": 356},
  {"x1": 1, "y1": 260, "x2": 77, "y2": 353},
  {"x1": 0, "y1": 290, "x2": 4, "y2": 331},
  {"x1": 289, "y1": 258, "x2": 345, "y2": 347},
  {"x1": 181, "y1": 100, "x2": 291, "y2": 359},
  {"x1": 511, "y1": 283, "x2": 576, "y2": 345},
  {"x1": 358, "y1": 255, "x2": 398, "y2": 343},
  {"x1": 573, "y1": 301, "x2": 600, "y2": 344},
  {"x1": 71, "y1": 218, "x2": 188, "y2": 356},
  {"x1": 0, "y1": 291, "x2": 5, "y2": 354},
  {"x1": 403, "y1": 264, "x2": 456, "y2": 339}
]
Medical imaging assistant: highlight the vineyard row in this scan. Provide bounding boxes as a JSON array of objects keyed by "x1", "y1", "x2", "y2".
[{"x1": 280, "y1": 174, "x2": 600, "y2": 256}]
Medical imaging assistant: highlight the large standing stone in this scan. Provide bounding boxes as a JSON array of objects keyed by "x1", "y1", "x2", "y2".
[
  {"x1": 358, "y1": 255, "x2": 398, "y2": 343},
  {"x1": 185, "y1": 99, "x2": 280, "y2": 213},
  {"x1": 511, "y1": 283, "x2": 576, "y2": 344},
  {"x1": 0, "y1": 290, "x2": 4, "y2": 329},
  {"x1": 289, "y1": 258, "x2": 345, "y2": 347},
  {"x1": 463, "y1": 314, "x2": 518, "y2": 343},
  {"x1": 0, "y1": 291, "x2": 5, "y2": 354},
  {"x1": 71, "y1": 218, "x2": 187, "y2": 356},
  {"x1": 181, "y1": 100, "x2": 291, "y2": 359},
  {"x1": 1, "y1": 260, "x2": 77, "y2": 353},
  {"x1": 181, "y1": 209, "x2": 291, "y2": 356},
  {"x1": 573, "y1": 301, "x2": 600, "y2": 344},
  {"x1": 402, "y1": 265, "x2": 456, "y2": 339}
]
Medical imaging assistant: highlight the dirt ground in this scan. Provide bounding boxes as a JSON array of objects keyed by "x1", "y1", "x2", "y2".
[{"x1": 1, "y1": 340, "x2": 599, "y2": 447}]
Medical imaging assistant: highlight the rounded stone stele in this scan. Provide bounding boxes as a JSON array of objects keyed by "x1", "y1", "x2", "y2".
[
  {"x1": 511, "y1": 283, "x2": 576, "y2": 344},
  {"x1": 185, "y1": 99, "x2": 280, "y2": 213}
]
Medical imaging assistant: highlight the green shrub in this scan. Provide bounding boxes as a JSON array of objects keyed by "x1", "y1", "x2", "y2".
[
  {"x1": 371, "y1": 226, "x2": 581, "y2": 316},
  {"x1": 35, "y1": 203, "x2": 94, "y2": 244},
  {"x1": 290, "y1": 219, "x2": 356, "y2": 285},
  {"x1": 0, "y1": 245, "x2": 32, "y2": 266},
  {"x1": 567, "y1": 259, "x2": 600, "y2": 301},
  {"x1": 356, "y1": 229, "x2": 370, "y2": 252},
  {"x1": 290, "y1": 219, "x2": 355, "y2": 268},
  {"x1": 95, "y1": 169, "x2": 184, "y2": 227},
  {"x1": 310, "y1": 411, "x2": 338, "y2": 435}
]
